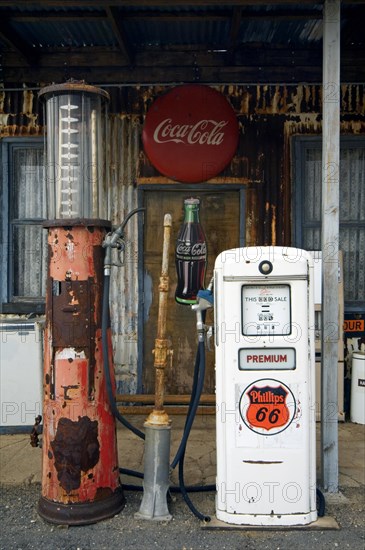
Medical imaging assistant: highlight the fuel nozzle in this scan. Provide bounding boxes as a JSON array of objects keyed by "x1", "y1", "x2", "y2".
[
  {"x1": 102, "y1": 207, "x2": 145, "y2": 276},
  {"x1": 191, "y1": 278, "x2": 214, "y2": 343}
]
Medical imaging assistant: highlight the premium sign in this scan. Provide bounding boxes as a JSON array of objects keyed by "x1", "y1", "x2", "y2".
[
  {"x1": 239, "y1": 348, "x2": 296, "y2": 370},
  {"x1": 142, "y1": 84, "x2": 239, "y2": 183}
]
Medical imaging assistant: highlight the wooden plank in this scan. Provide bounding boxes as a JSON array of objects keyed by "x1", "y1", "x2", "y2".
[
  {"x1": 105, "y1": 6, "x2": 133, "y2": 65},
  {"x1": 4, "y1": 62, "x2": 364, "y2": 86},
  {"x1": 2, "y1": 48, "x2": 325, "y2": 68},
  {"x1": 117, "y1": 405, "x2": 216, "y2": 415},
  {"x1": 117, "y1": 393, "x2": 215, "y2": 404},
  {"x1": 204, "y1": 515, "x2": 340, "y2": 530},
  {"x1": 321, "y1": 0, "x2": 340, "y2": 494},
  {"x1": 136, "y1": 177, "x2": 255, "y2": 185},
  {"x1": 0, "y1": 1, "x2": 333, "y2": 7}
]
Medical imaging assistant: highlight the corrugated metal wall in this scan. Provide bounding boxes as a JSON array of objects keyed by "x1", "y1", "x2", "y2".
[
  {"x1": 1, "y1": 84, "x2": 364, "y2": 393},
  {"x1": 108, "y1": 114, "x2": 141, "y2": 394}
]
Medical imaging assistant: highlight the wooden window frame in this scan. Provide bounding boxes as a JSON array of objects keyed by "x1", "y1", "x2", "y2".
[{"x1": 1, "y1": 138, "x2": 46, "y2": 314}]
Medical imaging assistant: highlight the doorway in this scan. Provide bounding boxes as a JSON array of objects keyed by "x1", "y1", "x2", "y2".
[{"x1": 142, "y1": 189, "x2": 242, "y2": 395}]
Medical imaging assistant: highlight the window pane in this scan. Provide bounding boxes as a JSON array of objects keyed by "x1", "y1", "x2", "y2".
[
  {"x1": 300, "y1": 141, "x2": 365, "y2": 307},
  {"x1": 12, "y1": 148, "x2": 46, "y2": 220},
  {"x1": 340, "y1": 148, "x2": 365, "y2": 222},
  {"x1": 340, "y1": 227, "x2": 365, "y2": 303},
  {"x1": 303, "y1": 227, "x2": 321, "y2": 250},
  {"x1": 12, "y1": 224, "x2": 47, "y2": 298},
  {"x1": 304, "y1": 150, "x2": 322, "y2": 223}
]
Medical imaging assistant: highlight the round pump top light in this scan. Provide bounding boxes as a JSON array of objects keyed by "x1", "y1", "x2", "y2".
[{"x1": 259, "y1": 260, "x2": 273, "y2": 275}]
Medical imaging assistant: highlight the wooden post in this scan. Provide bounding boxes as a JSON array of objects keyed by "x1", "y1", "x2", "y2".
[{"x1": 321, "y1": 0, "x2": 340, "y2": 493}]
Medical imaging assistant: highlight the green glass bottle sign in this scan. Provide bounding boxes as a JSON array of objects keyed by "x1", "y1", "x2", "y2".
[{"x1": 175, "y1": 198, "x2": 207, "y2": 305}]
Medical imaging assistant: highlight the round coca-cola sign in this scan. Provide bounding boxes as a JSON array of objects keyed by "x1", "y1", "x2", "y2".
[{"x1": 142, "y1": 85, "x2": 239, "y2": 183}]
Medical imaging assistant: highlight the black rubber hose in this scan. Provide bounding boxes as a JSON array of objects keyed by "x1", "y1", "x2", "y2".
[
  {"x1": 177, "y1": 341, "x2": 211, "y2": 522},
  {"x1": 316, "y1": 488, "x2": 326, "y2": 517},
  {"x1": 122, "y1": 484, "x2": 215, "y2": 494},
  {"x1": 119, "y1": 467, "x2": 144, "y2": 480},
  {"x1": 102, "y1": 273, "x2": 145, "y2": 440},
  {"x1": 114, "y1": 207, "x2": 145, "y2": 237},
  {"x1": 119, "y1": 468, "x2": 215, "y2": 493},
  {"x1": 170, "y1": 315, "x2": 205, "y2": 470}
]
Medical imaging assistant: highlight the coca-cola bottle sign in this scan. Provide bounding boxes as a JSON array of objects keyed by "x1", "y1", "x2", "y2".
[
  {"x1": 143, "y1": 85, "x2": 239, "y2": 183},
  {"x1": 175, "y1": 197, "x2": 207, "y2": 305}
]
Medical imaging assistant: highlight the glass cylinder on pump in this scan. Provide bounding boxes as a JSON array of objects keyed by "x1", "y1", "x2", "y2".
[{"x1": 39, "y1": 81, "x2": 109, "y2": 220}]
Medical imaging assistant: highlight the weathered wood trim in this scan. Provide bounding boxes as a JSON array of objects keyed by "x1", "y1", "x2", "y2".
[
  {"x1": 117, "y1": 393, "x2": 215, "y2": 404},
  {"x1": 136, "y1": 177, "x2": 255, "y2": 185},
  {"x1": 118, "y1": 405, "x2": 216, "y2": 415},
  {"x1": 321, "y1": 0, "x2": 340, "y2": 494}
]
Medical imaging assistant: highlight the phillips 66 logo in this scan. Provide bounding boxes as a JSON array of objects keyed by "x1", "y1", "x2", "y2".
[{"x1": 239, "y1": 379, "x2": 296, "y2": 436}]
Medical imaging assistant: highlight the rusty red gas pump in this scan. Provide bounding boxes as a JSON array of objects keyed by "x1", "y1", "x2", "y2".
[{"x1": 38, "y1": 82, "x2": 125, "y2": 525}]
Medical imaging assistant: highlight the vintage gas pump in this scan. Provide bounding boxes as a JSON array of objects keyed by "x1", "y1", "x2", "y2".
[
  {"x1": 214, "y1": 247, "x2": 317, "y2": 526},
  {"x1": 38, "y1": 82, "x2": 125, "y2": 525}
]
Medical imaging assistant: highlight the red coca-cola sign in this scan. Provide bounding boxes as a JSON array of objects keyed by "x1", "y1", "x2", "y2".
[{"x1": 142, "y1": 85, "x2": 239, "y2": 183}]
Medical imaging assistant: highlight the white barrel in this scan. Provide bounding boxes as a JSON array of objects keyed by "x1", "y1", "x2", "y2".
[{"x1": 351, "y1": 351, "x2": 365, "y2": 425}]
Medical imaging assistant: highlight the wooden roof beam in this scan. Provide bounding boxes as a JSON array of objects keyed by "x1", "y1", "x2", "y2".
[
  {"x1": 0, "y1": 0, "x2": 357, "y2": 6},
  {"x1": 228, "y1": 7, "x2": 242, "y2": 53},
  {"x1": 105, "y1": 5, "x2": 133, "y2": 65},
  {"x1": 0, "y1": 19, "x2": 38, "y2": 66}
]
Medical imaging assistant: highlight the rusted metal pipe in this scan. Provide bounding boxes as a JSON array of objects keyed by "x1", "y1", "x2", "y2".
[{"x1": 146, "y1": 213, "x2": 173, "y2": 427}]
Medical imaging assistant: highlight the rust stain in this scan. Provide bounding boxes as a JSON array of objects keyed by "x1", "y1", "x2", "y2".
[
  {"x1": 51, "y1": 416, "x2": 100, "y2": 494},
  {"x1": 52, "y1": 280, "x2": 91, "y2": 347},
  {"x1": 61, "y1": 384, "x2": 79, "y2": 401},
  {"x1": 95, "y1": 487, "x2": 113, "y2": 501},
  {"x1": 22, "y1": 89, "x2": 35, "y2": 116},
  {"x1": 271, "y1": 204, "x2": 277, "y2": 245}
]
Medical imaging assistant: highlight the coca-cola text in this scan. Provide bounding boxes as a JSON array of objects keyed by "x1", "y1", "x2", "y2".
[{"x1": 153, "y1": 118, "x2": 228, "y2": 146}]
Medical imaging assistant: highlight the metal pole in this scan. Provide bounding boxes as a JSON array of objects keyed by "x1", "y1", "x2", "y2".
[
  {"x1": 136, "y1": 213, "x2": 173, "y2": 520},
  {"x1": 321, "y1": 0, "x2": 340, "y2": 493}
]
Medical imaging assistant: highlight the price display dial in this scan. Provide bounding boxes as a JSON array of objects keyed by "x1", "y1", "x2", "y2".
[{"x1": 242, "y1": 284, "x2": 291, "y2": 336}]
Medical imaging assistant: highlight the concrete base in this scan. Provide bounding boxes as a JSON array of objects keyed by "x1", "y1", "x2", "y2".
[
  {"x1": 135, "y1": 423, "x2": 172, "y2": 521},
  {"x1": 203, "y1": 515, "x2": 340, "y2": 530}
]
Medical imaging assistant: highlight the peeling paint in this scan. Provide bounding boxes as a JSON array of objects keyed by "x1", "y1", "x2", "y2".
[{"x1": 51, "y1": 416, "x2": 100, "y2": 493}]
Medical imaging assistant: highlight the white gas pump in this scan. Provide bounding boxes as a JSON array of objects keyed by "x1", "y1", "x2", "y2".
[{"x1": 214, "y1": 246, "x2": 317, "y2": 526}]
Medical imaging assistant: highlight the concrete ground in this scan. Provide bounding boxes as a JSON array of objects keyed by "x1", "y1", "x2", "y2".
[
  {"x1": 0, "y1": 416, "x2": 364, "y2": 550},
  {"x1": 0, "y1": 415, "x2": 363, "y2": 490}
]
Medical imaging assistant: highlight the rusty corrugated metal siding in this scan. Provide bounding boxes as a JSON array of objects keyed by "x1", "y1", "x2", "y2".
[
  {"x1": 108, "y1": 114, "x2": 141, "y2": 394},
  {"x1": 1, "y1": 84, "x2": 364, "y2": 393},
  {"x1": 0, "y1": 88, "x2": 43, "y2": 135}
]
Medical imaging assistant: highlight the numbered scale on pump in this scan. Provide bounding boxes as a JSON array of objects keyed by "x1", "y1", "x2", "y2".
[{"x1": 214, "y1": 247, "x2": 317, "y2": 526}]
